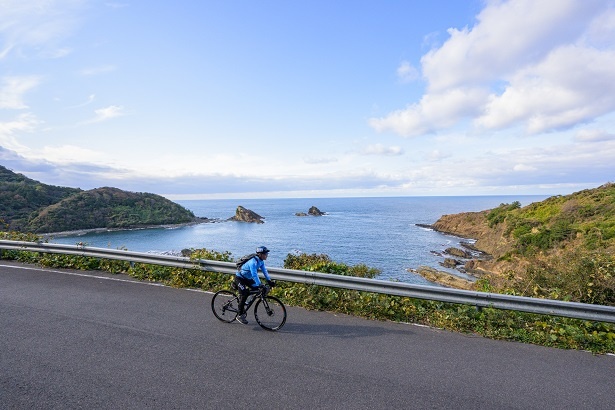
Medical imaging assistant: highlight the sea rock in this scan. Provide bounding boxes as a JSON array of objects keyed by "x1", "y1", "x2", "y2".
[
  {"x1": 411, "y1": 266, "x2": 475, "y2": 290},
  {"x1": 296, "y1": 206, "x2": 326, "y2": 216},
  {"x1": 444, "y1": 247, "x2": 471, "y2": 259},
  {"x1": 441, "y1": 258, "x2": 460, "y2": 268},
  {"x1": 308, "y1": 206, "x2": 325, "y2": 216},
  {"x1": 228, "y1": 206, "x2": 264, "y2": 224}
]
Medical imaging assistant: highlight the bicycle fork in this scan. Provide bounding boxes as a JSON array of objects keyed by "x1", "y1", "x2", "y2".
[{"x1": 260, "y1": 298, "x2": 275, "y2": 317}]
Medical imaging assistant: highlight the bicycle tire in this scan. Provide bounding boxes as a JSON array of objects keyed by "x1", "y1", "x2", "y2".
[
  {"x1": 254, "y1": 296, "x2": 287, "y2": 331},
  {"x1": 211, "y1": 290, "x2": 239, "y2": 323}
]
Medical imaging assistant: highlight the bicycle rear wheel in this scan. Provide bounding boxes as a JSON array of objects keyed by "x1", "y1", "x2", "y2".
[
  {"x1": 254, "y1": 296, "x2": 286, "y2": 331},
  {"x1": 211, "y1": 290, "x2": 239, "y2": 323}
]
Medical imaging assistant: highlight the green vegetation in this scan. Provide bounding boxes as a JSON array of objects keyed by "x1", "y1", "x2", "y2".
[
  {"x1": 494, "y1": 250, "x2": 615, "y2": 306},
  {"x1": 0, "y1": 165, "x2": 197, "y2": 233},
  {"x1": 486, "y1": 200, "x2": 521, "y2": 227},
  {"x1": 470, "y1": 184, "x2": 615, "y2": 307},
  {"x1": 0, "y1": 165, "x2": 81, "y2": 230},
  {"x1": 486, "y1": 183, "x2": 615, "y2": 255},
  {"x1": 1, "y1": 230, "x2": 613, "y2": 354},
  {"x1": 26, "y1": 187, "x2": 196, "y2": 233},
  {"x1": 284, "y1": 252, "x2": 380, "y2": 278}
]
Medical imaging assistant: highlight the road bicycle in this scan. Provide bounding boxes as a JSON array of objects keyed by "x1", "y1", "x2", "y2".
[{"x1": 211, "y1": 283, "x2": 287, "y2": 331}]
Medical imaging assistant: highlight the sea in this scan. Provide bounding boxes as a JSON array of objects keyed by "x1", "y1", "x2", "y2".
[{"x1": 48, "y1": 196, "x2": 547, "y2": 285}]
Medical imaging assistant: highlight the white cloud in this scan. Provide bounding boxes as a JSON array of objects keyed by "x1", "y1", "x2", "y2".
[
  {"x1": 0, "y1": 44, "x2": 14, "y2": 59},
  {"x1": 5, "y1": 130, "x2": 613, "y2": 197},
  {"x1": 83, "y1": 105, "x2": 126, "y2": 124},
  {"x1": 0, "y1": 113, "x2": 40, "y2": 152},
  {"x1": 369, "y1": 0, "x2": 614, "y2": 138},
  {"x1": 513, "y1": 164, "x2": 538, "y2": 172},
  {"x1": 422, "y1": 0, "x2": 601, "y2": 92},
  {"x1": 396, "y1": 61, "x2": 419, "y2": 83},
  {"x1": 0, "y1": 0, "x2": 85, "y2": 60},
  {"x1": 369, "y1": 87, "x2": 488, "y2": 137},
  {"x1": 362, "y1": 144, "x2": 404, "y2": 156},
  {"x1": 582, "y1": 6, "x2": 615, "y2": 47},
  {"x1": 40, "y1": 46, "x2": 73, "y2": 59},
  {"x1": 66, "y1": 94, "x2": 96, "y2": 108},
  {"x1": 400, "y1": 139, "x2": 615, "y2": 191},
  {"x1": 37, "y1": 144, "x2": 104, "y2": 165},
  {"x1": 427, "y1": 150, "x2": 451, "y2": 162},
  {"x1": 574, "y1": 128, "x2": 615, "y2": 142},
  {"x1": 476, "y1": 45, "x2": 615, "y2": 133},
  {"x1": 0, "y1": 76, "x2": 41, "y2": 109},
  {"x1": 303, "y1": 157, "x2": 338, "y2": 164}
]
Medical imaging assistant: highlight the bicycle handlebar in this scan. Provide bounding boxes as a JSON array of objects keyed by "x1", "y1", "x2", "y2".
[{"x1": 249, "y1": 284, "x2": 271, "y2": 296}]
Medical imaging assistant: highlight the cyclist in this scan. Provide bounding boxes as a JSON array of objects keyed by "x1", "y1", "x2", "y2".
[{"x1": 234, "y1": 246, "x2": 274, "y2": 324}]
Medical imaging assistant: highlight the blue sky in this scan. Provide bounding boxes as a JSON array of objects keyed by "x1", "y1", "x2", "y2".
[{"x1": 1, "y1": 0, "x2": 614, "y2": 199}]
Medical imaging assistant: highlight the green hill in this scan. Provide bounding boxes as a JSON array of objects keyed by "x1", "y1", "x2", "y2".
[
  {"x1": 0, "y1": 165, "x2": 81, "y2": 230},
  {"x1": 430, "y1": 183, "x2": 615, "y2": 305},
  {"x1": 0, "y1": 166, "x2": 197, "y2": 233},
  {"x1": 26, "y1": 187, "x2": 197, "y2": 233}
]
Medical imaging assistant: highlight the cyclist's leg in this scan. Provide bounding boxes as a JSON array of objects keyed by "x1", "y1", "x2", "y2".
[{"x1": 235, "y1": 276, "x2": 255, "y2": 315}]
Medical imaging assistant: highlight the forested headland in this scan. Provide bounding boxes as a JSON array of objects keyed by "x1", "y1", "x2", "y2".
[{"x1": 0, "y1": 165, "x2": 199, "y2": 233}]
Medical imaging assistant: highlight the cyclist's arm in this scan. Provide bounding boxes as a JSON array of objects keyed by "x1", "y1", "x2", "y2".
[{"x1": 260, "y1": 261, "x2": 272, "y2": 282}]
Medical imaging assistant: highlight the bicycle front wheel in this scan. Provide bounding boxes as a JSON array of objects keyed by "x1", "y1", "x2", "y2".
[
  {"x1": 211, "y1": 290, "x2": 239, "y2": 323},
  {"x1": 254, "y1": 296, "x2": 287, "y2": 331}
]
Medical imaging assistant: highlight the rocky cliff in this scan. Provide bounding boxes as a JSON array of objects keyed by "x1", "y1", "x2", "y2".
[{"x1": 424, "y1": 183, "x2": 615, "y2": 290}]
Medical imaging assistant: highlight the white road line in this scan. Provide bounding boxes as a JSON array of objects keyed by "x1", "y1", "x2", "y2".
[{"x1": 0, "y1": 263, "x2": 213, "y2": 294}]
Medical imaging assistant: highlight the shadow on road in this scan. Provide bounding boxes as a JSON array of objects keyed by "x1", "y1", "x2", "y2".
[{"x1": 278, "y1": 320, "x2": 414, "y2": 339}]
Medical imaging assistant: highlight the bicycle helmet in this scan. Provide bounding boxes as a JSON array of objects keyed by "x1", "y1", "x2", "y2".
[{"x1": 256, "y1": 246, "x2": 270, "y2": 254}]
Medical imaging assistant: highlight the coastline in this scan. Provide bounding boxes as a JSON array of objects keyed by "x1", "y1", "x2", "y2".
[
  {"x1": 41, "y1": 219, "x2": 210, "y2": 239},
  {"x1": 413, "y1": 222, "x2": 491, "y2": 289},
  {"x1": 39, "y1": 196, "x2": 519, "y2": 284}
]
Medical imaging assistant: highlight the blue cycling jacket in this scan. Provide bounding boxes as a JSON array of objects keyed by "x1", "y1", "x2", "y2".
[{"x1": 236, "y1": 256, "x2": 271, "y2": 287}]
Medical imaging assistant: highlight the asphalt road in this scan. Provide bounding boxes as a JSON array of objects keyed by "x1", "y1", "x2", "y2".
[{"x1": 1, "y1": 260, "x2": 614, "y2": 409}]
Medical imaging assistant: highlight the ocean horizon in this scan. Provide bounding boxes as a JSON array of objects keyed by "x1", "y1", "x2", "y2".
[{"x1": 49, "y1": 195, "x2": 548, "y2": 285}]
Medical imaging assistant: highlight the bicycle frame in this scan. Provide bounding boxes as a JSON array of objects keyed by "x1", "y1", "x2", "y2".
[
  {"x1": 212, "y1": 284, "x2": 286, "y2": 330},
  {"x1": 243, "y1": 286, "x2": 270, "y2": 312}
]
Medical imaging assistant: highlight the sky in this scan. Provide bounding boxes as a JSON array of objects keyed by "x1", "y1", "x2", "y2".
[{"x1": 1, "y1": 0, "x2": 614, "y2": 200}]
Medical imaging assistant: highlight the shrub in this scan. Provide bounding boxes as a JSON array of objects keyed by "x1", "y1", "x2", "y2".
[
  {"x1": 486, "y1": 201, "x2": 521, "y2": 227},
  {"x1": 495, "y1": 250, "x2": 615, "y2": 306},
  {"x1": 283, "y1": 252, "x2": 380, "y2": 278}
]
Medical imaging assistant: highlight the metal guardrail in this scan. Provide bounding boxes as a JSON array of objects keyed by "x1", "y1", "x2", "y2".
[{"x1": 1, "y1": 239, "x2": 614, "y2": 323}]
